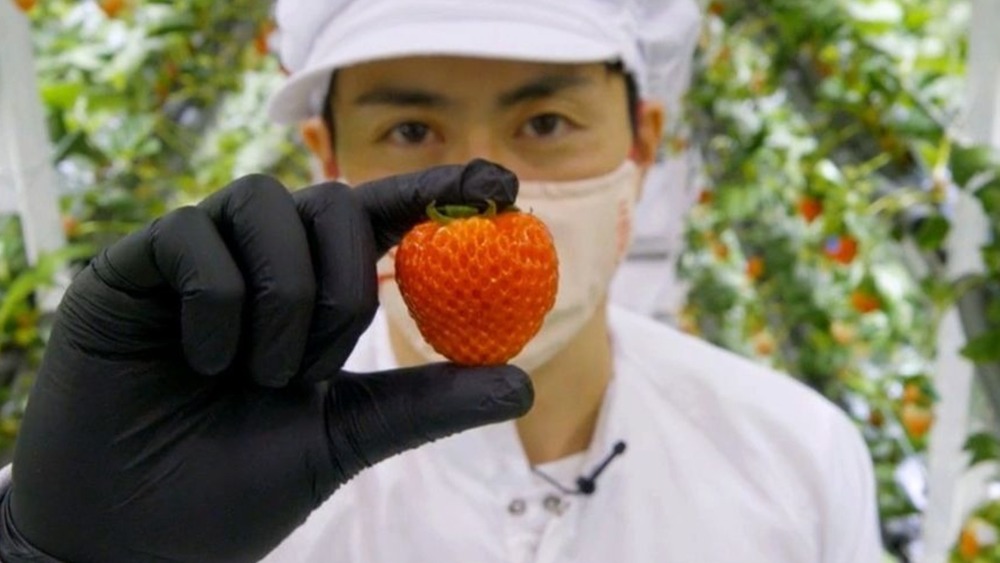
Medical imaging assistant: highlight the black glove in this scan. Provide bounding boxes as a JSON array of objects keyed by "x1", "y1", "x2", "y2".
[{"x1": 0, "y1": 160, "x2": 533, "y2": 563}]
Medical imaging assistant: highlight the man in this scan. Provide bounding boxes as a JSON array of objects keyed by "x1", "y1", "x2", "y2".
[
  {"x1": 0, "y1": 1, "x2": 882, "y2": 562},
  {"x1": 260, "y1": 0, "x2": 882, "y2": 561}
]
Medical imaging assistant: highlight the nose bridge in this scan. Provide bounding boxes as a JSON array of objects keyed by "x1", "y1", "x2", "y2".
[{"x1": 447, "y1": 126, "x2": 505, "y2": 165}]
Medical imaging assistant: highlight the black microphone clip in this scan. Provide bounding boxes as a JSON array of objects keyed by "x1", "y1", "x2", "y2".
[
  {"x1": 533, "y1": 440, "x2": 627, "y2": 496},
  {"x1": 575, "y1": 440, "x2": 626, "y2": 495}
]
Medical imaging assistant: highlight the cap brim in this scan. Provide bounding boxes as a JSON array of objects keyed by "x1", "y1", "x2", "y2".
[{"x1": 267, "y1": 19, "x2": 621, "y2": 124}]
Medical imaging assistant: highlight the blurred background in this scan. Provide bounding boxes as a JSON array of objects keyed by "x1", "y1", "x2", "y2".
[{"x1": 1, "y1": 0, "x2": 1000, "y2": 561}]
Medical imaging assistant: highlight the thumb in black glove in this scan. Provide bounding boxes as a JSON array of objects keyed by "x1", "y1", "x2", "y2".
[{"x1": 0, "y1": 160, "x2": 533, "y2": 563}]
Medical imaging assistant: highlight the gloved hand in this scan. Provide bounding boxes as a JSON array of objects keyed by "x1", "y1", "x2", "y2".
[{"x1": 0, "y1": 160, "x2": 533, "y2": 563}]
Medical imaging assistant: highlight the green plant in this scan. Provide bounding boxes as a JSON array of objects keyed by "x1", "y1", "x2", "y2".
[{"x1": 677, "y1": 0, "x2": 997, "y2": 555}]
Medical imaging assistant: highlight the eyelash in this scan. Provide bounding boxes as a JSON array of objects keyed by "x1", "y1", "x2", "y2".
[
  {"x1": 518, "y1": 113, "x2": 573, "y2": 139},
  {"x1": 381, "y1": 113, "x2": 577, "y2": 147},
  {"x1": 384, "y1": 122, "x2": 434, "y2": 146}
]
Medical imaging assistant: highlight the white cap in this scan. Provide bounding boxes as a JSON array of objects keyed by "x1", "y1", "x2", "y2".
[{"x1": 268, "y1": 0, "x2": 702, "y2": 124}]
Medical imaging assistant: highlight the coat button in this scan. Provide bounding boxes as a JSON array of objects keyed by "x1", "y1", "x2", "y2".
[
  {"x1": 543, "y1": 494, "x2": 568, "y2": 515},
  {"x1": 507, "y1": 499, "x2": 527, "y2": 516}
]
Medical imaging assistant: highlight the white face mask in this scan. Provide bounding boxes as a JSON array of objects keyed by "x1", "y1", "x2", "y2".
[{"x1": 376, "y1": 159, "x2": 643, "y2": 373}]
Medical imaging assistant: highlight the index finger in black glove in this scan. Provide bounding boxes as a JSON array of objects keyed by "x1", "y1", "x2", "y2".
[{"x1": 357, "y1": 157, "x2": 519, "y2": 255}]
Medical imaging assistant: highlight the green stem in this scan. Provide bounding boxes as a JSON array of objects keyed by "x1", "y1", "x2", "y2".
[{"x1": 425, "y1": 199, "x2": 499, "y2": 225}]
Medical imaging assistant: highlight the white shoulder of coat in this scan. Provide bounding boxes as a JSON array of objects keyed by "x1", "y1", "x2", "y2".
[{"x1": 606, "y1": 305, "x2": 862, "y2": 451}]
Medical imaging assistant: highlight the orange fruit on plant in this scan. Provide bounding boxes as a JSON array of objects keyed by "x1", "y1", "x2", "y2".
[
  {"x1": 825, "y1": 235, "x2": 858, "y2": 265},
  {"x1": 751, "y1": 330, "x2": 776, "y2": 356},
  {"x1": 99, "y1": 0, "x2": 126, "y2": 18},
  {"x1": 958, "y1": 526, "x2": 979, "y2": 559},
  {"x1": 957, "y1": 518, "x2": 999, "y2": 559},
  {"x1": 746, "y1": 256, "x2": 765, "y2": 280},
  {"x1": 255, "y1": 21, "x2": 275, "y2": 56},
  {"x1": 798, "y1": 196, "x2": 823, "y2": 223},
  {"x1": 902, "y1": 382, "x2": 923, "y2": 405},
  {"x1": 711, "y1": 241, "x2": 730, "y2": 260},
  {"x1": 395, "y1": 201, "x2": 558, "y2": 366},
  {"x1": 901, "y1": 404, "x2": 933, "y2": 439},
  {"x1": 14, "y1": 0, "x2": 36, "y2": 12},
  {"x1": 850, "y1": 290, "x2": 880, "y2": 314},
  {"x1": 61, "y1": 215, "x2": 80, "y2": 238}
]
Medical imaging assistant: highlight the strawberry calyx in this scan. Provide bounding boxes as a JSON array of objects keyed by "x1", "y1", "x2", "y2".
[{"x1": 425, "y1": 199, "x2": 516, "y2": 225}]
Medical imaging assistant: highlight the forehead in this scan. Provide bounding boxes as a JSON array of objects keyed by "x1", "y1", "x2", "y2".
[{"x1": 332, "y1": 56, "x2": 620, "y2": 103}]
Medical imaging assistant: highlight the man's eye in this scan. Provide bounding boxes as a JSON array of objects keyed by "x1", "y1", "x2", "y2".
[
  {"x1": 387, "y1": 122, "x2": 434, "y2": 145},
  {"x1": 520, "y1": 114, "x2": 570, "y2": 139}
]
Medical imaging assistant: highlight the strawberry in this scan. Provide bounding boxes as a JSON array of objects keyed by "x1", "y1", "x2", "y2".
[
  {"x1": 958, "y1": 526, "x2": 979, "y2": 559},
  {"x1": 746, "y1": 256, "x2": 764, "y2": 281},
  {"x1": 798, "y1": 196, "x2": 822, "y2": 223},
  {"x1": 711, "y1": 241, "x2": 730, "y2": 260},
  {"x1": 395, "y1": 201, "x2": 558, "y2": 366},
  {"x1": 824, "y1": 235, "x2": 858, "y2": 265},
  {"x1": 61, "y1": 215, "x2": 80, "y2": 238},
  {"x1": 901, "y1": 404, "x2": 933, "y2": 439},
  {"x1": 958, "y1": 519, "x2": 997, "y2": 560},
  {"x1": 751, "y1": 330, "x2": 776, "y2": 356},
  {"x1": 850, "y1": 289, "x2": 880, "y2": 314},
  {"x1": 254, "y1": 21, "x2": 275, "y2": 56},
  {"x1": 902, "y1": 382, "x2": 923, "y2": 405},
  {"x1": 99, "y1": 0, "x2": 125, "y2": 18}
]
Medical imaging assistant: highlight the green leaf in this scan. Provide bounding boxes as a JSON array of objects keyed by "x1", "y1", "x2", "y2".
[
  {"x1": 903, "y1": 6, "x2": 932, "y2": 29},
  {"x1": 914, "y1": 215, "x2": 950, "y2": 250},
  {"x1": 51, "y1": 130, "x2": 86, "y2": 163},
  {"x1": 922, "y1": 277, "x2": 957, "y2": 308},
  {"x1": 950, "y1": 144, "x2": 999, "y2": 187},
  {"x1": 976, "y1": 180, "x2": 1000, "y2": 219},
  {"x1": 963, "y1": 432, "x2": 1000, "y2": 468},
  {"x1": 982, "y1": 243, "x2": 1000, "y2": 275},
  {"x1": 0, "y1": 244, "x2": 96, "y2": 346},
  {"x1": 40, "y1": 82, "x2": 84, "y2": 110},
  {"x1": 986, "y1": 298, "x2": 1000, "y2": 325},
  {"x1": 961, "y1": 328, "x2": 1000, "y2": 363},
  {"x1": 146, "y1": 13, "x2": 198, "y2": 36}
]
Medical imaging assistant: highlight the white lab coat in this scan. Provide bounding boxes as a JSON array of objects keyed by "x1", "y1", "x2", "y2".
[{"x1": 262, "y1": 305, "x2": 883, "y2": 563}]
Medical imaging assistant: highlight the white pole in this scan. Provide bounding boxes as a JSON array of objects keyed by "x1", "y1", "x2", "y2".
[
  {"x1": 920, "y1": 0, "x2": 1000, "y2": 560},
  {"x1": 963, "y1": 0, "x2": 1000, "y2": 149},
  {"x1": 0, "y1": 2, "x2": 69, "y2": 309}
]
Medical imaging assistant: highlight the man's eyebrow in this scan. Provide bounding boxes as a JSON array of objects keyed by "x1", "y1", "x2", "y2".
[
  {"x1": 353, "y1": 87, "x2": 452, "y2": 107},
  {"x1": 497, "y1": 74, "x2": 593, "y2": 108}
]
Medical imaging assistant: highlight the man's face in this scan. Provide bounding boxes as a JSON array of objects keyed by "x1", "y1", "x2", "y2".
[{"x1": 304, "y1": 56, "x2": 661, "y2": 184}]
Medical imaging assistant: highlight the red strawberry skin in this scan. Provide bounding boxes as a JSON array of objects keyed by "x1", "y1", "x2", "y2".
[{"x1": 395, "y1": 209, "x2": 558, "y2": 366}]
